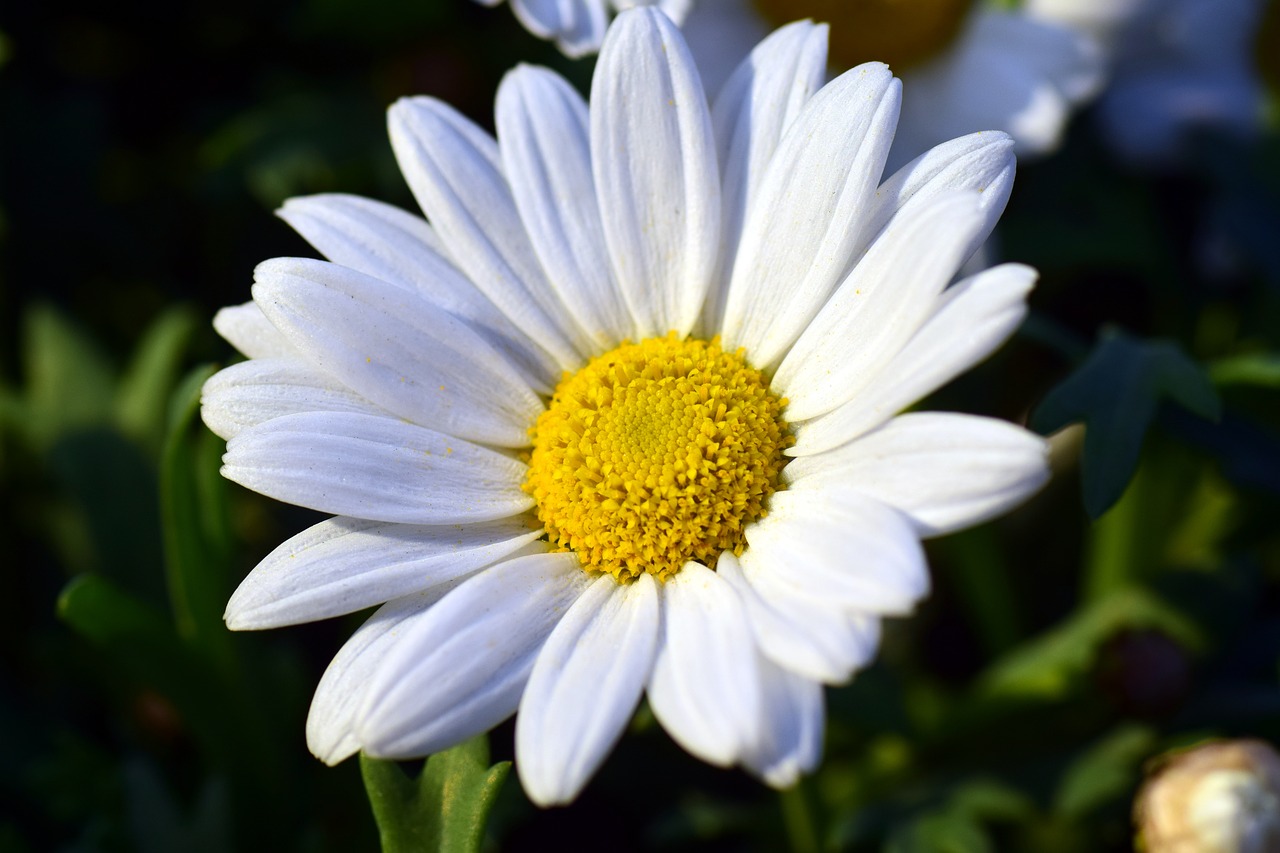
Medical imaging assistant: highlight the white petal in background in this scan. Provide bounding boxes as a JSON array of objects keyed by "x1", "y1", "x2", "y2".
[
  {"x1": 306, "y1": 582, "x2": 474, "y2": 765},
  {"x1": 225, "y1": 516, "x2": 544, "y2": 629},
  {"x1": 647, "y1": 563, "x2": 763, "y2": 767},
  {"x1": 745, "y1": 489, "x2": 929, "y2": 616},
  {"x1": 221, "y1": 411, "x2": 532, "y2": 524},
  {"x1": 200, "y1": 357, "x2": 385, "y2": 441},
  {"x1": 591, "y1": 8, "x2": 721, "y2": 340},
  {"x1": 792, "y1": 263, "x2": 1036, "y2": 454},
  {"x1": 774, "y1": 192, "x2": 986, "y2": 420},
  {"x1": 517, "y1": 573, "x2": 659, "y2": 806},
  {"x1": 389, "y1": 97, "x2": 589, "y2": 369},
  {"x1": 702, "y1": 20, "x2": 829, "y2": 335},
  {"x1": 253, "y1": 257, "x2": 543, "y2": 448},
  {"x1": 355, "y1": 552, "x2": 590, "y2": 758},
  {"x1": 510, "y1": 0, "x2": 607, "y2": 59},
  {"x1": 719, "y1": 63, "x2": 901, "y2": 369},
  {"x1": 786, "y1": 412, "x2": 1050, "y2": 538},
  {"x1": 613, "y1": 0, "x2": 693, "y2": 27},
  {"x1": 496, "y1": 65, "x2": 631, "y2": 350},
  {"x1": 891, "y1": 10, "x2": 1101, "y2": 166},
  {"x1": 212, "y1": 302, "x2": 293, "y2": 360}
]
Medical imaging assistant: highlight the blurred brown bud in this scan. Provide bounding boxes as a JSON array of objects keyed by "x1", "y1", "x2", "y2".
[{"x1": 1135, "y1": 739, "x2": 1280, "y2": 852}]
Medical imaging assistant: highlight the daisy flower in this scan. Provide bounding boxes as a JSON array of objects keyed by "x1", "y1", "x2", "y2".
[
  {"x1": 681, "y1": 0, "x2": 1103, "y2": 165},
  {"x1": 471, "y1": 0, "x2": 692, "y2": 57},
  {"x1": 203, "y1": 9, "x2": 1049, "y2": 805},
  {"x1": 1030, "y1": 0, "x2": 1268, "y2": 165}
]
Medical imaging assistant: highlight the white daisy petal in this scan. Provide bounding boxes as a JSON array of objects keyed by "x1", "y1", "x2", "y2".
[
  {"x1": 719, "y1": 62, "x2": 902, "y2": 368},
  {"x1": 224, "y1": 516, "x2": 543, "y2": 630},
  {"x1": 745, "y1": 489, "x2": 929, "y2": 615},
  {"x1": 278, "y1": 193, "x2": 559, "y2": 395},
  {"x1": 786, "y1": 412, "x2": 1050, "y2": 538},
  {"x1": 222, "y1": 411, "x2": 532, "y2": 524},
  {"x1": 517, "y1": 573, "x2": 659, "y2": 806},
  {"x1": 200, "y1": 357, "x2": 385, "y2": 441},
  {"x1": 741, "y1": 655, "x2": 825, "y2": 789},
  {"x1": 212, "y1": 301, "x2": 293, "y2": 360},
  {"x1": 591, "y1": 7, "x2": 721, "y2": 339},
  {"x1": 647, "y1": 562, "x2": 762, "y2": 767},
  {"x1": 511, "y1": 0, "x2": 607, "y2": 59},
  {"x1": 792, "y1": 263, "x2": 1036, "y2": 454},
  {"x1": 306, "y1": 582, "x2": 475, "y2": 766},
  {"x1": 497, "y1": 65, "x2": 631, "y2": 349},
  {"x1": 720, "y1": 551, "x2": 881, "y2": 685},
  {"x1": 774, "y1": 192, "x2": 985, "y2": 420},
  {"x1": 277, "y1": 193, "x2": 452, "y2": 283},
  {"x1": 388, "y1": 97, "x2": 589, "y2": 368},
  {"x1": 610, "y1": 0, "x2": 692, "y2": 23},
  {"x1": 864, "y1": 131, "x2": 1016, "y2": 268},
  {"x1": 355, "y1": 552, "x2": 590, "y2": 759},
  {"x1": 252, "y1": 257, "x2": 542, "y2": 447},
  {"x1": 509, "y1": 0, "x2": 580, "y2": 39},
  {"x1": 702, "y1": 19, "x2": 829, "y2": 334}
]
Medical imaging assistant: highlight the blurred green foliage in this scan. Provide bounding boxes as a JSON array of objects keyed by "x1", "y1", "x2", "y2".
[{"x1": 2, "y1": 0, "x2": 1280, "y2": 850}]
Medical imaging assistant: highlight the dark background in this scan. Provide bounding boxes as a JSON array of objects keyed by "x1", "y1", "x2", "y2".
[{"x1": 3, "y1": 0, "x2": 1280, "y2": 850}]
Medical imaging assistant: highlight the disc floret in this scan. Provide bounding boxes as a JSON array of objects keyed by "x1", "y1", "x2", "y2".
[{"x1": 525, "y1": 334, "x2": 793, "y2": 582}]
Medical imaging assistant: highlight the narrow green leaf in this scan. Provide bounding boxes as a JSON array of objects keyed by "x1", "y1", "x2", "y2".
[
  {"x1": 22, "y1": 305, "x2": 116, "y2": 447},
  {"x1": 978, "y1": 587, "x2": 1203, "y2": 701},
  {"x1": 361, "y1": 736, "x2": 511, "y2": 853},
  {"x1": 1031, "y1": 331, "x2": 1221, "y2": 518},
  {"x1": 1053, "y1": 725, "x2": 1157, "y2": 820},
  {"x1": 160, "y1": 364, "x2": 235, "y2": 674},
  {"x1": 115, "y1": 307, "x2": 198, "y2": 451}
]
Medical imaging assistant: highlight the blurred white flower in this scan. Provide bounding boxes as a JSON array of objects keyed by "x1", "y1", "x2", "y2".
[
  {"x1": 1024, "y1": 0, "x2": 1147, "y2": 49},
  {"x1": 1029, "y1": 0, "x2": 1268, "y2": 165},
  {"x1": 681, "y1": 0, "x2": 1102, "y2": 166},
  {"x1": 203, "y1": 10, "x2": 1048, "y2": 805},
  {"x1": 1136, "y1": 740, "x2": 1280, "y2": 853},
  {"x1": 473, "y1": 0, "x2": 692, "y2": 57}
]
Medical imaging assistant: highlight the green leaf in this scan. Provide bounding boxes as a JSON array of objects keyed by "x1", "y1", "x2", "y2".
[
  {"x1": 22, "y1": 305, "x2": 116, "y2": 447},
  {"x1": 57, "y1": 574, "x2": 172, "y2": 646},
  {"x1": 978, "y1": 587, "x2": 1203, "y2": 701},
  {"x1": 1209, "y1": 352, "x2": 1280, "y2": 388},
  {"x1": 885, "y1": 808, "x2": 994, "y2": 853},
  {"x1": 948, "y1": 779, "x2": 1037, "y2": 824},
  {"x1": 115, "y1": 307, "x2": 198, "y2": 451},
  {"x1": 361, "y1": 736, "x2": 510, "y2": 853},
  {"x1": 160, "y1": 364, "x2": 235, "y2": 673},
  {"x1": 1053, "y1": 725, "x2": 1157, "y2": 820},
  {"x1": 1031, "y1": 331, "x2": 1221, "y2": 518}
]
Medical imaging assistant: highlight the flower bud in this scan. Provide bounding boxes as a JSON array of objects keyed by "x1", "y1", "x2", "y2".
[{"x1": 1135, "y1": 740, "x2": 1280, "y2": 853}]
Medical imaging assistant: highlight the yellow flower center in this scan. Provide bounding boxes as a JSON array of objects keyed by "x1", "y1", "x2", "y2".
[
  {"x1": 525, "y1": 334, "x2": 793, "y2": 582},
  {"x1": 752, "y1": 0, "x2": 977, "y2": 72}
]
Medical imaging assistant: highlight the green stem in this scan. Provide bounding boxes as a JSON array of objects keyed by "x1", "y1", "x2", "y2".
[{"x1": 780, "y1": 782, "x2": 820, "y2": 853}]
